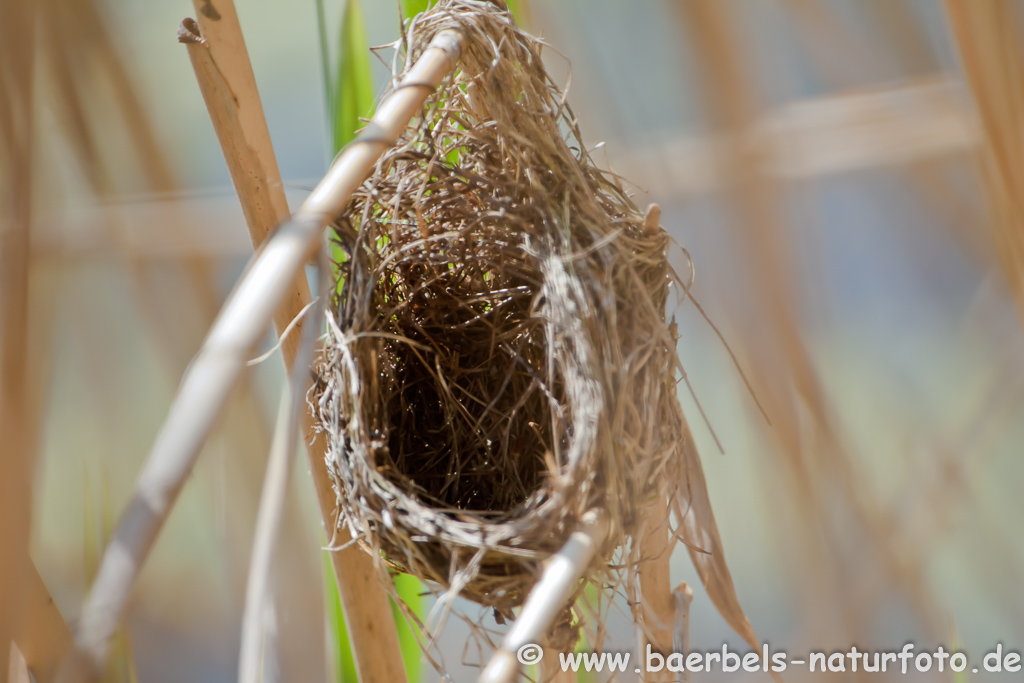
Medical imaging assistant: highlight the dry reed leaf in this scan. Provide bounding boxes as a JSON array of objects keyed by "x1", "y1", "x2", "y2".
[
  {"x1": 639, "y1": 493, "x2": 676, "y2": 654},
  {"x1": 674, "y1": 429, "x2": 759, "y2": 651}
]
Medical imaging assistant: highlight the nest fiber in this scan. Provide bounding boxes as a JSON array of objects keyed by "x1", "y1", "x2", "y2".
[{"x1": 315, "y1": 0, "x2": 719, "y2": 641}]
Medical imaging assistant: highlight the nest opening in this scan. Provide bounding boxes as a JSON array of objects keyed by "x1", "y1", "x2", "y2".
[{"x1": 365, "y1": 200, "x2": 561, "y2": 515}]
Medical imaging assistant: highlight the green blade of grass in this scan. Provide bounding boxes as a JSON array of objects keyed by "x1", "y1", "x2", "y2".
[
  {"x1": 315, "y1": 0, "x2": 333, "y2": 139},
  {"x1": 322, "y1": 549, "x2": 358, "y2": 683},
  {"x1": 322, "y1": 548, "x2": 425, "y2": 683},
  {"x1": 392, "y1": 574, "x2": 424, "y2": 683},
  {"x1": 949, "y1": 617, "x2": 968, "y2": 683},
  {"x1": 400, "y1": 0, "x2": 522, "y2": 23},
  {"x1": 316, "y1": 0, "x2": 375, "y2": 294},
  {"x1": 570, "y1": 583, "x2": 601, "y2": 683},
  {"x1": 400, "y1": 0, "x2": 432, "y2": 22},
  {"x1": 310, "y1": 3, "x2": 496, "y2": 681},
  {"x1": 83, "y1": 465, "x2": 99, "y2": 586},
  {"x1": 332, "y1": 0, "x2": 374, "y2": 154},
  {"x1": 505, "y1": 0, "x2": 523, "y2": 22},
  {"x1": 83, "y1": 468, "x2": 140, "y2": 683}
]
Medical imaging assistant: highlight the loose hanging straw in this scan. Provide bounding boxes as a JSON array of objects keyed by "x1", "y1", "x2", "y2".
[
  {"x1": 237, "y1": 252, "x2": 328, "y2": 683},
  {"x1": 57, "y1": 28, "x2": 463, "y2": 683}
]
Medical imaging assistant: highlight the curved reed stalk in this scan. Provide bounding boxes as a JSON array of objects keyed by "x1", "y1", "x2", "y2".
[
  {"x1": 57, "y1": 24, "x2": 463, "y2": 683},
  {"x1": 478, "y1": 511, "x2": 609, "y2": 683},
  {"x1": 238, "y1": 258, "x2": 327, "y2": 683}
]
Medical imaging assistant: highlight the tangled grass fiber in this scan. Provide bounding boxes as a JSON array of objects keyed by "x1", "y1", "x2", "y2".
[{"x1": 314, "y1": 0, "x2": 757, "y2": 661}]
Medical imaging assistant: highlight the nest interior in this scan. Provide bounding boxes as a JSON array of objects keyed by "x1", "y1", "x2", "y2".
[{"x1": 315, "y1": 0, "x2": 694, "y2": 629}]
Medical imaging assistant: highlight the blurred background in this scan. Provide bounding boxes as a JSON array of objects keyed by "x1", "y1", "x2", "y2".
[{"x1": 3, "y1": 0, "x2": 1024, "y2": 681}]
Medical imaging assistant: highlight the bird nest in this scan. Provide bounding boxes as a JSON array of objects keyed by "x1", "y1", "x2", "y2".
[{"x1": 313, "y1": 0, "x2": 734, "y2": 655}]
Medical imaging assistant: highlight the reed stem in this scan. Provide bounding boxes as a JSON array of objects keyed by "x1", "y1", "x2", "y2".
[
  {"x1": 478, "y1": 510, "x2": 610, "y2": 683},
  {"x1": 238, "y1": 261, "x2": 326, "y2": 683},
  {"x1": 58, "y1": 11, "x2": 461, "y2": 682},
  {"x1": 945, "y1": 0, "x2": 1024, "y2": 323}
]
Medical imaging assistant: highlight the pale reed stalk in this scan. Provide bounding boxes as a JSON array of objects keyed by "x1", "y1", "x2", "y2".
[
  {"x1": 57, "y1": 23, "x2": 462, "y2": 683},
  {"x1": 478, "y1": 511, "x2": 610, "y2": 683}
]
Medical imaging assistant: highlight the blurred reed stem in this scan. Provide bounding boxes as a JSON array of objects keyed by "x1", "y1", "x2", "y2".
[
  {"x1": 9, "y1": 644, "x2": 31, "y2": 683},
  {"x1": 677, "y1": 0, "x2": 939, "y2": 644},
  {"x1": 180, "y1": 2, "x2": 417, "y2": 681},
  {"x1": 19, "y1": 566, "x2": 74, "y2": 683},
  {"x1": 945, "y1": 0, "x2": 1024, "y2": 324},
  {"x1": 1, "y1": 0, "x2": 39, "y2": 680},
  {"x1": 58, "y1": 4, "x2": 460, "y2": 681},
  {"x1": 38, "y1": 0, "x2": 325, "y2": 676},
  {"x1": 238, "y1": 260, "x2": 326, "y2": 683},
  {"x1": 479, "y1": 511, "x2": 610, "y2": 683}
]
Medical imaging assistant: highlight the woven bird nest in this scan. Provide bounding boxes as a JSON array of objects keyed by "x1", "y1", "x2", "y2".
[{"x1": 314, "y1": 0, "x2": 739, "y2": 656}]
